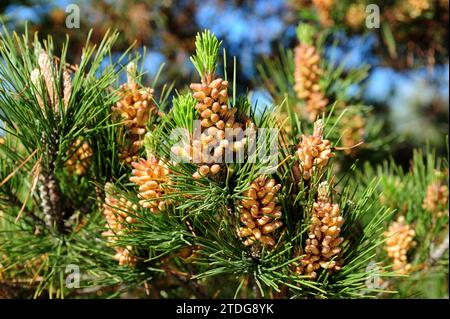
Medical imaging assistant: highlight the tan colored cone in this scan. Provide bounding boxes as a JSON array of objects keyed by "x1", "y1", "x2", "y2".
[
  {"x1": 384, "y1": 216, "x2": 416, "y2": 275},
  {"x1": 296, "y1": 182, "x2": 344, "y2": 279},
  {"x1": 423, "y1": 182, "x2": 449, "y2": 218},
  {"x1": 297, "y1": 120, "x2": 333, "y2": 180},
  {"x1": 238, "y1": 176, "x2": 283, "y2": 248},
  {"x1": 294, "y1": 42, "x2": 328, "y2": 121},
  {"x1": 112, "y1": 65, "x2": 159, "y2": 164},
  {"x1": 66, "y1": 138, "x2": 93, "y2": 176},
  {"x1": 130, "y1": 155, "x2": 171, "y2": 213},
  {"x1": 190, "y1": 75, "x2": 253, "y2": 179},
  {"x1": 102, "y1": 183, "x2": 139, "y2": 267}
]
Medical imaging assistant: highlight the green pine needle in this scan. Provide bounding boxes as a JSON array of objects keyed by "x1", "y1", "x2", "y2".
[{"x1": 190, "y1": 30, "x2": 222, "y2": 79}]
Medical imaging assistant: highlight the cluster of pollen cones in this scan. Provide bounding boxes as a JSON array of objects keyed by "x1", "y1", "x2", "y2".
[
  {"x1": 297, "y1": 120, "x2": 334, "y2": 180},
  {"x1": 112, "y1": 63, "x2": 159, "y2": 164},
  {"x1": 384, "y1": 216, "x2": 416, "y2": 275},
  {"x1": 423, "y1": 182, "x2": 449, "y2": 218},
  {"x1": 179, "y1": 75, "x2": 253, "y2": 180},
  {"x1": 66, "y1": 138, "x2": 93, "y2": 176},
  {"x1": 130, "y1": 155, "x2": 171, "y2": 214},
  {"x1": 102, "y1": 183, "x2": 139, "y2": 267},
  {"x1": 294, "y1": 42, "x2": 328, "y2": 122},
  {"x1": 238, "y1": 176, "x2": 283, "y2": 248},
  {"x1": 295, "y1": 182, "x2": 344, "y2": 279}
]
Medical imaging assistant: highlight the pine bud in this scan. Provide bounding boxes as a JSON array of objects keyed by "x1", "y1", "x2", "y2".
[
  {"x1": 62, "y1": 69, "x2": 72, "y2": 110},
  {"x1": 30, "y1": 68, "x2": 44, "y2": 109},
  {"x1": 38, "y1": 50, "x2": 58, "y2": 111}
]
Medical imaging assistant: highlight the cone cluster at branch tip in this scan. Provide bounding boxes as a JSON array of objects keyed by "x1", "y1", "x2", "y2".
[
  {"x1": 238, "y1": 176, "x2": 283, "y2": 248},
  {"x1": 66, "y1": 138, "x2": 93, "y2": 176},
  {"x1": 294, "y1": 42, "x2": 328, "y2": 121},
  {"x1": 112, "y1": 62, "x2": 159, "y2": 164},
  {"x1": 423, "y1": 182, "x2": 449, "y2": 218},
  {"x1": 187, "y1": 75, "x2": 252, "y2": 180},
  {"x1": 384, "y1": 216, "x2": 416, "y2": 275},
  {"x1": 297, "y1": 120, "x2": 333, "y2": 180},
  {"x1": 296, "y1": 182, "x2": 344, "y2": 279},
  {"x1": 130, "y1": 155, "x2": 171, "y2": 213},
  {"x1": 102, "y1": 183, "x2": 138, "y2": 267}
]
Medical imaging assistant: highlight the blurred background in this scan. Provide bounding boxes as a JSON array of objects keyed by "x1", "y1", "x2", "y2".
[{"x1": 1, "y1": 0, "x2": 449, "y2": 165}]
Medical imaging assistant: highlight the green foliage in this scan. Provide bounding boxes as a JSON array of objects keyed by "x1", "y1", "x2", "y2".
[
  {"x1": 0, "y1": 25, "x2": 447, "y2": 300},
  {"x1": 0, "y1": 24, "x2": 130, "y2": 296},
  {"x1": 257, "y1": 23, "x2": 392, "y2": 165},
  {"x1": 77, "y1": 30, "x2": 400, "y2": 299},
  {"x1": 296, "y1": 23, "x2": 315, "y2": 46},
  {"x1": 354, "y1": 146, "x2": 449, "y2": 298},
  {"x1": 190, "y1": 30, "x2": 222, "y2": 79}
]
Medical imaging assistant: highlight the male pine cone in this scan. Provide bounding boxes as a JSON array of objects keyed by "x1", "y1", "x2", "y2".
[
  {"x1": 297, "y1": 120, "x2": 333, "y2": 180},
  {"x1": 190, "y1": 76, "x2": 249, "y2": 180},
  {"x1": 294, "y1": 42, "x2": 328, "y2": 121},
  {"x1": 423, "y1": 182, "x2": 449, "y2": 217},
  {"x1": 296, "y1": 182, "x2": 344, "y2": 279},
  {"x1": 130, "y1": 155, "x2": 171, "y2": 213},
  {"x1": 112, "y1": 63, "x2": 159, "y2": 164},
  {"x1": 384, "y1": 216, "x2": 416, "y2": 275},
  {"x1": 66, "y1": 138, "x2": 93, "y2": 175},
  {"x1": 238, "y1": 176, "x2": 283, "y2": 248},
  {"x1": 102, "y1": 183, "x2": 139, "y2": 266}
]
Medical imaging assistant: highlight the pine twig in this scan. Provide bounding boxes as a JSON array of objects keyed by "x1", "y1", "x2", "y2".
[{"x1": 161, "y1": 266, "x2": 208, "y2": 298}]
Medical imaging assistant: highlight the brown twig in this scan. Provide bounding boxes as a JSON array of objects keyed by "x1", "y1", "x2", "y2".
[{"x1": 161, "y1": 265, "x2": 208, "y2": 298}]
